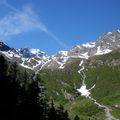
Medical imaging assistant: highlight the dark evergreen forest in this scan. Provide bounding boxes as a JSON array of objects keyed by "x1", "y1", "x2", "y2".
[{"x1": 0, "y1": 55, "x2": 72, "y2": 120}]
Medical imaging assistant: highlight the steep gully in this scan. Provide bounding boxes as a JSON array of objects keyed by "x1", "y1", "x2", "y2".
[
  {"x1": 77, "y1": 60, "x2": 119, "y2": 120},
  {"x1": 33, "y1": 60, "x2": 51, "y2": 80}
]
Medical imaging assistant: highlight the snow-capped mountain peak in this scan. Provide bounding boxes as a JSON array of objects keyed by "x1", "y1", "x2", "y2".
[
  {"x1": 58, "y1": 51, "x2": 68, "y2": 56},
  {"x1": 0, "y1": 43, "x2": 50, "y2": 70},
  {"x1": 0, "y1": 29, "x2": 120, "y2": 70},
  {"x1": 30, "y1": 49, "x2": 40, "y2": 54}
]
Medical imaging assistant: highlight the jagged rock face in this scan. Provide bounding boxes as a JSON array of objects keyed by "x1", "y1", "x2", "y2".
[
  {"x1": 68, "y1": 30, "x2": 120, "y2": 58},
  {"x1": 42, "y1": 59, "x2": 60, "y2": 70},
  {"x1": 0, "y1": 30, "x2": 120, "y2": 70},
  {"x1": 0, "y1": 43, "x2": 50, "y2": 70},
  {"x1": 68, "y1": 44, "x2": 95, "y2": 58},
  {"x1": 0, "y1": 42, "x2": 11, "y2": 51},
  {"x1": 18, "y1": 48, "x2": 47, "y2": 58},
  {"x1": 96, "y1": 30, "x2": 120, "y2": 49},
  {"x1": 18, "y1": 48, "x2": 32, "y2": 58}
]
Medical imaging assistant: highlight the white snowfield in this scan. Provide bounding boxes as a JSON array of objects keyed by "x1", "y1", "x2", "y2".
[{"x1": 77, "y1": 85, "x2": 91, "y2": 97}]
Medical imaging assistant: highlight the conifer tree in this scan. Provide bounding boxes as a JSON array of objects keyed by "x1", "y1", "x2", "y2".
[
  {"x1": 48, "y1": 100, "x2": 57, "y2": 120},
  {"x1": 74, "y1": 115, "x2": 80, "y2": 120},
  {"x1": 0, "y1": 55, "x2": 8, "y2": 77},
  {"x1": 57, "y1": 105, "x2": 70, "y2": 120}
]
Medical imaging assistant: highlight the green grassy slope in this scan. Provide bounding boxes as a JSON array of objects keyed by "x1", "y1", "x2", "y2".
[
  {"x1": 84, "y1": 50, "x2": 120, "y2": 119},
  {"x1": 39, "y1": 49, "x2": 120, "y2": 119},
  {"x1": 39, "y1": 58, "x2": 81, "y2": 105}
]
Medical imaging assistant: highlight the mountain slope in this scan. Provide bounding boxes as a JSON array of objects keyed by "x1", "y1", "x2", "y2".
[{"x1": 39, "y1": 49, "x2": 120, "y2": 119}]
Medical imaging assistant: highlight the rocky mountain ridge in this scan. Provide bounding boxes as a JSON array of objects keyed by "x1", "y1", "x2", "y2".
[{"x1": 0, "y1": 29, "x2": 120, "y2": 70}]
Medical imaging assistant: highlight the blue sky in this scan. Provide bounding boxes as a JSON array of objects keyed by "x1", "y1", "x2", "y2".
[{"x1": 0, "y1": 0, "x2": 120, "y2": 55}]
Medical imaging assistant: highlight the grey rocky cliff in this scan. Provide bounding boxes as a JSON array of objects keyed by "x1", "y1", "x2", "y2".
[{"x1": 68, "y1": 30, "x2": 120, "y2": 58}]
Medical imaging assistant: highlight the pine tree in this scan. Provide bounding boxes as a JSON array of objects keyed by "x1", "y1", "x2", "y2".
[
  {"x1": 74, "y1": 115, "x2": 80, "y2": 120},
  {"x1": 48, "y1": 100, "x2": 57, "y2": 120},
  {"x1": 0, "y1": 55, "x2": 8, "y2": 77},
  {"x1": 57, "y1": 105, "x2": 70, "y2": 120}
]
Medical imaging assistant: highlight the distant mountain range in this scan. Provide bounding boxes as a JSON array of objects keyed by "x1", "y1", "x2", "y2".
[{"x1": 0, "y1": 30, "x2": 120, "y2": 71}]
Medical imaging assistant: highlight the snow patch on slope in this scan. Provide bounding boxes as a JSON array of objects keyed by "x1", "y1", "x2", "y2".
[
  {"x1": 77, "y1": 60, "x2": 95, "y2": 97},
  {"x1": 82, "y1": 42, "x2": 95, "y2": 48},
  {"x1": 81, "y1": 52, "x2": 89, "y2": 59},
  {"x1": 77, "y1": 85, "x2": 90, "y2": 97},
  {"x1": 20, "y1": 58, "x2": 33, "y2": 70},
  {"x1": 58, "y1": 51, "x2": 68, "y2": 56},
  {"x1": 0, "y1": 51, "x2": 21, "y2": 59},
  {"x1": 95, "y1": 46, "x2": 112, "y2": 55},
  {"x1": 30, "y1": 49, "x2": 41, "y2": 54}
]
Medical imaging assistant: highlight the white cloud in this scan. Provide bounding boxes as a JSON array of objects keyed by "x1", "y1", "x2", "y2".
[
  {"x1": 0, "y1": 0, "x2": 68, "y2": 49},
  {"x1": 0, "y1": 0, "x2": 18, "y2": 12},
  {"x1": 46, "y1": 31, "x2": 68, "y2": 49},
  {"x1": 0, "y1": 5, "x2": 47, "y2": 37}
]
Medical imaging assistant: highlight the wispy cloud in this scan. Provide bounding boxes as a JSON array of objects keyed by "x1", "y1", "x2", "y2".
[
  {"x1": 0, "y1": 0, "x2": 18, "y2": 12},
  {"x1": 0, "y1": 4, "x2": 47, "y2": 36},
  {"x1": 0, "y1": 0, "x2": 68, "y2": 48},
  {"x1": 46, "y1": 31, "x2": 68, "y2": 49}
]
